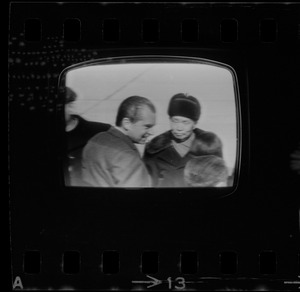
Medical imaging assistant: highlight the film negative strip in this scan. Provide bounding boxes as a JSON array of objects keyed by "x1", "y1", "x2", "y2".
[{"x1": 8, "y1": 2, "x2": 300, "y2": 291}]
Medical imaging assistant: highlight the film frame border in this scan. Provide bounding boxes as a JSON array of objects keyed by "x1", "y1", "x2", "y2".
[{"x1": 8, "y1": 2, "x2": 299, "y2": 292}]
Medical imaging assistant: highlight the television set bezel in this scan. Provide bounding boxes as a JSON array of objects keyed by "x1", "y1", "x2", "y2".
[{"x1": 57, "y1": 50, "x2": 249, "y2": 202}]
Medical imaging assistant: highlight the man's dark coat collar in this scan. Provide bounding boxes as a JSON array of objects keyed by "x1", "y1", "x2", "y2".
[{"x1": 146, "y1": 128, "x2": 206, "y2": 154}]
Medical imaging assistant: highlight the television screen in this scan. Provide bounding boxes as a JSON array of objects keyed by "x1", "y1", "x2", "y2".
[{"x1": 61, "y1": 57, "x2": 239, "y2": 189}]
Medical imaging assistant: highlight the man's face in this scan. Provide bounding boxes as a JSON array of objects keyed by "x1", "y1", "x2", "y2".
[
  {"x1": 127, "y1": 106, "x2": 156, "y2": 144},
  {"x1": 65, "y1": 102, "x2": 75, "y2": 123},
  {"x1": 170, "y1": 116, "x2": 197, "y2": 141}
]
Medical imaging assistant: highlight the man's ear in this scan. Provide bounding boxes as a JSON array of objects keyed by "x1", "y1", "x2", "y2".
[
  {"x1": 121, "y1": 118, "x2": 132, "y2": 131},
  {"x1": 193, "y1": 120, "x2": 198, "y2": 129}
]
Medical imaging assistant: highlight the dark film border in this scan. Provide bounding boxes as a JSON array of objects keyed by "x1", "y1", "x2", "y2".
[{"x1": 9, "y1": 2, "x2": 300, "y2": 291}]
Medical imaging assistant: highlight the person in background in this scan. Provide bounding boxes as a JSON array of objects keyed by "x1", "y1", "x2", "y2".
[
  {"x1": 184, "y1": 155, "x2": 229, "y2": 187},
  {"x1": 144, "y1": 93, "x2": 223, "y2": 187},
  {"x1": 64, "y1": 86, "x2": 111, "y2": 186},
  {"x1": 82, "y1": 95, "x2": 156, "y2": 187}
]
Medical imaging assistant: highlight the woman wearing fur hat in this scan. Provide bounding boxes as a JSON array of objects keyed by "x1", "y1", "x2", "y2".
[{"x1": 143, "y1": 93, "x2": 223, "y2": 187}]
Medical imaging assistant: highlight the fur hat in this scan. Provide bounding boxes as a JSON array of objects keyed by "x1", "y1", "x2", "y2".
[{"x1": 167, "y1": 93, "x2": 201, "y2": 121}]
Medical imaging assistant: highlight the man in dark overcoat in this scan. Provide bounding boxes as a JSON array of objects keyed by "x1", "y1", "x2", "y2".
[
  {"x1": 143, "y1": 93, "x2": 223, "y2": 187},
  {"x1": 82, "y1": 96, "x2": 156, "y2": 187}
]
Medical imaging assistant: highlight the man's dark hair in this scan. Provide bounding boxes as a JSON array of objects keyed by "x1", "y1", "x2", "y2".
[
  {"x1": 184, "y1": 155, "x2": 228, "y2": 187},
  {"x1": 189, "y1": 132, "x2": 223, "y2": 158},
  {"x1": 115, "y1": 96, "x2": 156, "y2": 126},
  {"x1": 64, "y1": 86, "x2": 77, "y2": 104}
]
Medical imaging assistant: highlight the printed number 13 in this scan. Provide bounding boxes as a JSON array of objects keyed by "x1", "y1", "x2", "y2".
[{"x1": 167, "y1": 277, "x2": 186, "y2": 290}]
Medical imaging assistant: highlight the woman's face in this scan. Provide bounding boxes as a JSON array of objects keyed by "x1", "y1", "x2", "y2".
[{"x1": 170, "y1": 116, "x2": 197, "y2": 141}]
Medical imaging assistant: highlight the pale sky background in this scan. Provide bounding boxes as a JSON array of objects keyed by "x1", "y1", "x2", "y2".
[{"x1": 66, "y1": 62, "x2": 238, "y2": 173}]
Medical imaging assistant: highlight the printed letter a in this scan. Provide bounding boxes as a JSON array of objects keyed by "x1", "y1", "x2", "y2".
[{"x1": 13, "y1": 276, "x2": 23, "y2": 290}]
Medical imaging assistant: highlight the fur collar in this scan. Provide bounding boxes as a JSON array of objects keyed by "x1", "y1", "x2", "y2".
[{"x1": 146, "y1": 128, "x2": 206, "y2": 154}]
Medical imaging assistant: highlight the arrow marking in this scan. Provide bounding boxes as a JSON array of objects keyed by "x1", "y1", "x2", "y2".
[{"x1": 132, "y1": 275, "x2": 162, "y2": 288}]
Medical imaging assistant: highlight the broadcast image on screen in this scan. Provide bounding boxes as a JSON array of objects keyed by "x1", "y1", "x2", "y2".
[{"x1": 61, "y1": 57, "x2": 239, "y2": 188}]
